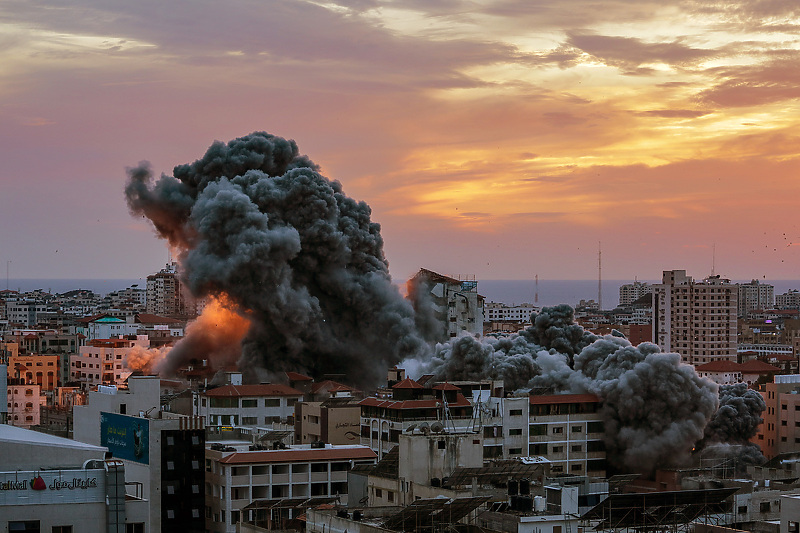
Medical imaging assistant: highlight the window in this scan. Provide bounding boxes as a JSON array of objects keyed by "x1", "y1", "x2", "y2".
[
  {"x1": 509, "y1": 428, "x2": 523, "y2": 436},
  {"x1": 388, "y1": 491, "x2": 394, "y2": 503},
  {"x1": 552, "y1": 446, "x2": 563, "y2": 453},
  {"x1": 265, "y1": 399, "x2": 280, "y2": 407},
  {"x1": 571, "y1": 445, "x2": 582, "y2": 452},
  {"x1": 509, "y1": 409, "x2": 523, "y2": 416},
  {"x1": 242, "y1": 399, "x2": 257, "y2": 408},
  {"x1": 376, "y1": 488, "x2": 383, "y2": 498},
  {"x1": 125, "y1": 526, "x2": 144, "y2": 533},
  {"x1": 242, "y1": 417, "x2": 258, "y2": 425},
  {"x1": 760, "y1": 501, "x2": 770, "y2": 513},
  {"x1": 552, "y1": 426, "x2": 563, "y2": 434},
  {"x1": 438, "y1": 440, "x2": 446, "y2": 449},
  {"x1": 9, "y1": 522, "x2": 40, "y2": 533},
  {"x1": 52, "y1": 528, "x2": 73, "y2": 533},
  {"x1": 737, "y1": 505, "x2": 748, "y2": 514},
  {"x1": 571, "y1": 425, "x2": 582, "y2": 433},
  {"x1": 509, "y1": 447, "x2": 523, "y2": 455}
]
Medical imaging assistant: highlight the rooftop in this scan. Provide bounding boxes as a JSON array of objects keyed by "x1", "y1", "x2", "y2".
[{"x1": 204, "y1": 384, "x2": 304, "y2": 398}]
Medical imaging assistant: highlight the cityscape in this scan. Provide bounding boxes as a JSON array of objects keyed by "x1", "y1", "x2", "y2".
[{"x1": 4, "y1": 1, "x2": 800, "y2": 533}]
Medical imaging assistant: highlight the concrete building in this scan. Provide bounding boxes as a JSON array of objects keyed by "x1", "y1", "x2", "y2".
[
  {"x1": 70, "y1": 335, "x2": 150, "y2": 388},
  {"x1": 484, "y1": 302, "x2": 538, "y2": 323},
  {"x1": 295, "y1": 397, "x2": 362, "y2": 445},
  {"x1": 0, "y1": 424, "x2": 149, "y2": 532},
  {"x1": 74, "y1": 376, "x2": 206, "y2": 533},
  {"x1": 5, "y1": 299, "x2": 50, "y2": 327},
  {"x1": 6, "y1": 382, "x2": 45, "y2": 427},
  {"x1": 146, "y1": 263, "x2": 195, "y2": 319},
  {"x1": 777, "y1": 289, "x2": 800, "y2": 310},
  {"x1": 8, "y1": 353, "x2": 60, "y2": 390},
  {"x1": 694, "y1": 360, "x2": 744, "y2": 385},
  {"x1": 754, "y1": 375, "x2": 800, "y2": 459},
  {"x1": 197, "y1": 383, "x2": 304, "y2": 428},
  {"x1": 739, "y1": 280, "x2": 775, "y2": 317},
  {"x1": 81, "y1": 315, "x2": 141, "y2": 341},
  {"x1": 528, "y1": 394, "x2": 607, "y2": 478},
  {"x1": 619, "y1": 281, "x2": 651, "y2": 307},
  {"x1": 653, "y1": 270, "x2": 738, "y2": 365},
  {"x1": 205, "y1": 442, "x2": 377, "y2": 533},
  {"x1": 407, "y1": 268, "x2": 485, "y2": 341}
]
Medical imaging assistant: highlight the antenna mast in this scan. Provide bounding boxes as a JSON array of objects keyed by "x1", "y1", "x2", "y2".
[
  {"x1": 598, "y1": 241, "x2": 602, "y2": 310},
  {"x1": 534, "y1": 274, "x2": 538, "y2": 305}
]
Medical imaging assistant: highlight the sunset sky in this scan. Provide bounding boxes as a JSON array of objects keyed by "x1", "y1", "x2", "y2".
[{"x1": 1, "y1": 0, "x2": 799, "y2": 283}]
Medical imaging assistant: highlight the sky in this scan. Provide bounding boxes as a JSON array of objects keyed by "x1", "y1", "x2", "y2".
[{"x1": 1, "y1": 0, "x2": 800, "y2": 283}]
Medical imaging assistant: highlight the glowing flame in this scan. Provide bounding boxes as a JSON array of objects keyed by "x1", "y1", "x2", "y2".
[{"x1": 123, "y1": 295, "x2": 251, "y2": 377}]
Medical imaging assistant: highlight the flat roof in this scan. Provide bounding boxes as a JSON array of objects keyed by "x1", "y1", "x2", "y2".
[{"x1": 218, "y1": 446, "x2": 377, "y2": 465}]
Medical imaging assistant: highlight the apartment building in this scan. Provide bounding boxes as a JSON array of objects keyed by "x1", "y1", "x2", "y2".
[
  {"x1": 6, "y1": 382, "x2": 45, "y2": 428},
  {"x1": 146, "y1": 263, "x2": 195, "y2": 318},
  {"x1": 739, "y1": 279, "x2": 774, "y2": 317},
  {"x1": 7, "y1": 353, "x2": 60, "y2": 390},
  {"x1": 619, "y1": 281, "x2": 651, "y2": 306},
  {"x1": 653, "y1": 270, "x2": 738, "y2": 365},
  {"x1": 777, "y1": 290, "x2": 800, "y2": 310},
  {"x1": 205, "y1": 443, "x2": 377, "y2": 533},
  {"x1": 198, "y1": 384, "x2": 304, "y2": 427},
  {"x1": 528, "y1": 394, "x2": 607, "y2": 478},
  {"x1": 407, "y1": 268, "x2": 485, "y2": 341},
  {"x1": 70, "y1": 335, "x2": 150, "y2": 388}
]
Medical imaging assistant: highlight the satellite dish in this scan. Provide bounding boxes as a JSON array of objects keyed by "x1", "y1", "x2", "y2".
[
  {"x1": 430, "y1": 421, "x2": 444, "y2": 434},
  {"x1": 419, "y1": 422, "x2": 430, "y2": 435},
  {"x1": 406, "y1": 424, "x2": 417, "y2": 433}
]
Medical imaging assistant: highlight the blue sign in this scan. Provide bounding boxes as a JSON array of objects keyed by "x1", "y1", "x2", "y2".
[{"x1": 100, "y1": 412, "x2": 149, "y2": 465}]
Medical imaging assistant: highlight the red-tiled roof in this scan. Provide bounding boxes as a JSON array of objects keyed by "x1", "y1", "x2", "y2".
[
  {"x1": 529, "y1": 393, "x2": 601, "y2": 405},
  {"x1": 768, "y1": 353, "x2": 796, "y2": 362},
  {"x1": 391, "y1": 378, "x2": 423, "y2": 389},
  {"x1": 285, "y1": 371, "x2": 313, "y2": 382},
  {"x1": 359, "y1": 393, "x2": 471, "y2": 410},
  {"x1": 311, "y1": 380, "x2": 356, "y2": 394},
  {"x1": 739, "y1": 360, "x2": 781, "y2": 373},
  {"x1": 695, "y1": 360, "x2": 742, "y2": 372},
  {"x1": 433, "y1": 383, "x2": 461, "y2": 391},
  {"x1": 203, "y1": 384, "x2": 304, "y2": 398},
  {"x1": 219, "y1": 447, "x2": 377, "y2": 464},
  {"x1": 136, "y1": 313, "x2": 182, "y2": 325}
]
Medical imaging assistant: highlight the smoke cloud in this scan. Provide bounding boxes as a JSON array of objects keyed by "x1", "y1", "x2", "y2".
[
  {"x1": 696, "y1": 383, "x2": 766, "y2": 467},
  {"x1": 421, "y1": 305, "x2": 720, "y2": 474},
  {"x1": 126, "y1": 132, "x2": 429, "y2": 388}
]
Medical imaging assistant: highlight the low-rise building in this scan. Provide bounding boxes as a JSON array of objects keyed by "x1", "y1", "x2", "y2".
[
  {"x1": 528, "y1": 394, "x2": 606, "y2": 478},
  {"x1": 206, "y1": 442, "x2": 377, "y2": 533},
  {"x1": 198, "y1": 384, "x2": 304, "y2": 428}
]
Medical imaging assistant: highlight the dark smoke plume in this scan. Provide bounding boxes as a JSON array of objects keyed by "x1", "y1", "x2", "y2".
[
  {"x1": 422, "y1": 306, "x2": 720, "y2": 474},
  {"x1": 125, "y1": 132, "x2": 429, "y2": 388},
  {"x1": 696, "y1": 383, "x2": 766, "y2": 467}
]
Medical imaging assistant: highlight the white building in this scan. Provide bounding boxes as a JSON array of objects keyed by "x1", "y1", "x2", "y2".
[
  {"x1": 146, "y1": 263, "x2": 195, "y2": 318},
  {"x1": 408, "y1": 268, "x2": 484, "y2": 341},
  {"x1": 484, "y1": 302, "x2": 538, "y2": 323},
  {"x1": 197, "y1": 384, "x2": 304, "y2": 427},
  {"x1": 653, "y1": 270, "x2": 738, "y2": 365},
  {"x1": 738, "y1": 279, "x2": 774, "y2": 317},
  {"x1": 619, "y1": 281, "x2": 651, "y2": 306},
  {"x1": 73, "y1": 376, "x2": 206, "y2": 533},
  {"x1": 5, "y1": 299, "x2": 49, "y2": 327},
  {"x1": 6, "y1": 382, "x2": 45, "y2": 428},
  {"x1": 777, "y1": 289, "x2": 800, "y2": 310},
  {"x1": 206, "y1": 442, "x2": 377, "y2": 533},
  {"x1": 0, "y1": 424, "x2": 149, "y2": 532}
]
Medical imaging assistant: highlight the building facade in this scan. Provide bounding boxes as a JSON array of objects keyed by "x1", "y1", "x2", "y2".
[
  {"x1": 739, "y1": 280, "x2": 775, "y2": 318},
  {"x1": 653, "y1": 270, "x2": 738, "y2": 365},
  {"x1": 197, "y1": 384, "x2": 304, "y2": 427},
  {"x1": 619, "y1": 281, "x2": 651, "y2": 307},
  {"x1": 407, "y1": 268, "x2": 484, "y2": 341}
]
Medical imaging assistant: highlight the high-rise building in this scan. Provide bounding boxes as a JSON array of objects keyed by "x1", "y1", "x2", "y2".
[
  {"x1": 146, "y1": 263, "x2": 196, "y2": 319},
  {"x1": 738, "y1": 279, "x2": 774, "y2": 317},
  {"x1": 407, "y1": 268, "x2": 484, "y2": 341},
  {"x1": 777, "y1": 289, "x2": 800, "y2": 310},
  {"x1": 619, "y1": 281, "x2": 651, "y2": 307},
  {"x1": 652, "y1": 270, "x2": 738, "y2": 365}
]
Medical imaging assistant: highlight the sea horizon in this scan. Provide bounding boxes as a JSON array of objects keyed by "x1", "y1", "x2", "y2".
[{"x1": 5, "y1": 277, "x2": 800, "y2": 311}]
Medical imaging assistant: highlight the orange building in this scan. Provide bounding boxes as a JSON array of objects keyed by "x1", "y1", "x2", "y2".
[{"x1": 7, "y1": 354, "x2": 60, "y2": 391}]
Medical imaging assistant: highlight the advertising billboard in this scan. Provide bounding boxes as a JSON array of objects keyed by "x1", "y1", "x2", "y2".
[{"x1": 100, "y1": 412, "x2": 149, "y2": 465}]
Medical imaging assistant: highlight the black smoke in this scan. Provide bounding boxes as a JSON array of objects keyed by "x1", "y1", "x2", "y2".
[
  {"x1": 125, "y1": 132, "x2": 429, "y2": 388},
  {"x1": 423, "y1": 306, "x2": 719, "y2": 474},
  {"x1": 696, "y1": 383, "x2": 766, "y2": 467}
]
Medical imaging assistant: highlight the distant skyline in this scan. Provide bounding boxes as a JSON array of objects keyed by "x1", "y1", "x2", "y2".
[{"x1": 2, "y1": 1, "x2": 799, "y2": 282}]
